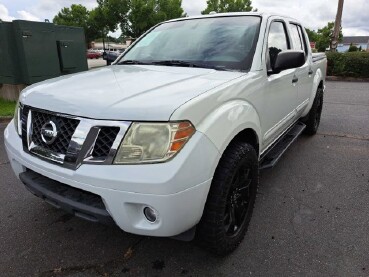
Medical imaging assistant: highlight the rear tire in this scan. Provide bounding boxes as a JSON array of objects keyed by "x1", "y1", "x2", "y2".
[
  {"x1": 303, "y1": 87, "x2": 324, "y2": 136},
  {"x1": 196, "y1": 141, "x2": 259, "y2": 256}
]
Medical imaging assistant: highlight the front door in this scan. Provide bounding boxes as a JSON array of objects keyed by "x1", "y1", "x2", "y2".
[{"x1": 261, "y1": 20, "x2": 298, "y2": 149}]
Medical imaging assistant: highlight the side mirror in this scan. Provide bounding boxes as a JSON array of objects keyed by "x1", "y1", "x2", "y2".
[{"x1": 273, "y1": 50, "x2": 305, "y2": 74}]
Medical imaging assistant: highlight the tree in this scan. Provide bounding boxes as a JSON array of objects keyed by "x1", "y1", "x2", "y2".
[
  {"x1": 317, "y1": 22, "x2": 343, "y2": 52},
  {"x1": 332, "y1": 0, "x2": 344, "y2": 51},
  {"x1": 96, "y1": 0, "x2": 130, "y2": 33},
  {"x1": 124, "y1": 0, "x2": 184, "y2": 38},
  {"x1": 305, "y1": 28, "x2": 319, "y2": 43},
  {"x1": 201, "y1": 0, "x2": 254, "y2": 14},
  {"x1": 156, "y1": 0, "x2": 185, "y2": 22},
  {"x1": 53, "y1": 4, "x2": 100, "y2": 46},
  {"x1": 53, "y1": 4, "x2": 89, "y2": 29}
]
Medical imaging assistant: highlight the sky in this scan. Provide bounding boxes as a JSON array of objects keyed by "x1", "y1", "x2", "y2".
[{"x1": 0, "y1": 0, "x2": 368, "y2": 37}]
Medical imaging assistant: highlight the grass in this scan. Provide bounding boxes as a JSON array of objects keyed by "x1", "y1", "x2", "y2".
[{"x1": 0, "y1": 98, "x2": 16, "y2": 117}]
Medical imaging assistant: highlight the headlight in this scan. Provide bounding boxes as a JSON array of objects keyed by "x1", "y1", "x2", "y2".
[
  {"x1": 114, "y1": 121, "x2": 195, "y2": 164},
  {"x1": 14, "y1": 101, "x2": 21, "y2": 136}
]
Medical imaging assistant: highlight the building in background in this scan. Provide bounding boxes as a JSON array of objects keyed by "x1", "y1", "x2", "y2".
[{"x1": 337, "y1": 36, "x2": 369, "y2": 52}]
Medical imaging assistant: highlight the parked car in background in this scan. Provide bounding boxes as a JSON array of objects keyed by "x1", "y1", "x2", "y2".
[
  {"x1": 86, "y1": 50, "x2": 101, "y2": 59},
  {"x1": 103, "y1": 49, "x2": 126, "y2": 65},
  {"x1": 92, "y1": 48, "x2": 104, "y2": 54},
  {"x1": 5, "y1": 13, "x2": 326, "y2": 256}
]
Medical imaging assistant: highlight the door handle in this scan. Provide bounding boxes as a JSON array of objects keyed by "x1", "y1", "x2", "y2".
[{"x1": 292, "y1": 76, "x2": 299, "y2": 84}]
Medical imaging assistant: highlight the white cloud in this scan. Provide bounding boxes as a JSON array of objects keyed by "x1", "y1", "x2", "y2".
[
  {"x1": 0, "y1": 4, "x2": 16, "y2": 21},
  {"x1": 182, "y1": 0, "x2": 369, "y2": 36},
  {"x1": 182, "y1": 0, "x2": 207, "y2": 16},
  {"x1": 17, "y1": 10, "x2": 41, "y2": 21},
  {"x1": 2, "y1": 0, "x2": 368, "y2": 36},
  {"x1": 29, "y1": 0, "x2": 98, "y2": 21}
]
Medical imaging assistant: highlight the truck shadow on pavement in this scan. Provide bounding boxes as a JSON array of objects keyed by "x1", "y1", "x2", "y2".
[{"x1": 24, "y1": 201, "x2": 228, "y2": 277}]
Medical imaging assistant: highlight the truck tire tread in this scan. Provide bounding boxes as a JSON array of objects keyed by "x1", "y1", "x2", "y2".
[{"x1": 196, "y1": 141, "x2": 259, "y2": 256}]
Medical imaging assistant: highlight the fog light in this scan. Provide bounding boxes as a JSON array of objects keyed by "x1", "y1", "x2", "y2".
[{"x1": 143, "y1": 207, "x2": 158, "y2": 223}]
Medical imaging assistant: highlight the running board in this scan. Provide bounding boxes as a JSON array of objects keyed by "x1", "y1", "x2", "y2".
[{"x1": 260, "y1": 122, "x2": 306, "y2": 170}]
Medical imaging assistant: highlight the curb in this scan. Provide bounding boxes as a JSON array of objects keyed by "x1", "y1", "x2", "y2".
[
  {"x1": 326, "y1": 76, "x2": 369, "y2": 82},
  {"x1": 0, "y1": 117, "x2": 12, "y2": 124}
]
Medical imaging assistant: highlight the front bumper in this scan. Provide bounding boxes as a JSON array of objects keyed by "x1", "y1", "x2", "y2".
[{"x1": 4, "y1": 121, "x2": 220, "y2": 237}]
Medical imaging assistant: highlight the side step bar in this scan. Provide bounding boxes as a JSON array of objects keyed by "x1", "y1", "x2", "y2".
[{"x1": 260, "y1": 122, "x2": 306, "y2": 170}]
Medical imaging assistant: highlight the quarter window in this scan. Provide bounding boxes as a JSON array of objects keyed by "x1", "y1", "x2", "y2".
[
  {"x1": 267, "y1": 21, "x2": 289, "y2": 70},
  {"x1": 290, "y1": 23, "x2": 308, "y2": 56}
]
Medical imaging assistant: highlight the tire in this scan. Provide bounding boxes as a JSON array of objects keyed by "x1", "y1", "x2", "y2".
[
  {"x1": 196, "y1": 141, "x2": 259, "y2": 256},
  {"x1": 303, "y1": 87, "x2": 324, "y2": 136}
]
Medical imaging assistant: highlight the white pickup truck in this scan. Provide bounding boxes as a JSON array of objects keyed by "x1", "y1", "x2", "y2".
[{"x1": 4, "y1": 12, "x2": 327, "y2": 255}]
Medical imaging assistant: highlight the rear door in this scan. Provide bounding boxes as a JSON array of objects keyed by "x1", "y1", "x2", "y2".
[
  {"x1": 262, "y1": 20, "x2": 298, "y2": 147},
  {"x1": 288, "y1": 23, "x2": 313, "y2": 116}
]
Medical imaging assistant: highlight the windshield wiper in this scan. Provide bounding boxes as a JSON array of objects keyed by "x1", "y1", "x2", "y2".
[
  {"x1": 117, "y1": 60, "x2": 152, "y2": 65},
  {"x1": 151, "y1": 60, "x2": 228, "y2": 71}
]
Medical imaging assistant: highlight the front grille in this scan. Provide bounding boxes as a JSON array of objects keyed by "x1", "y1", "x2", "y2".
[
  {"x1": 20, "y1": 105, "x2": 129, "y2": 169},
  {"x1": 21, "y1": 106, "x2": 30, "y2": 149},
  {"x1": 92, "y1": 127, "x2": 120, "y2": 158},
  {"x1": 31, "y1": 110, "x2": 80, "y2": 154}
]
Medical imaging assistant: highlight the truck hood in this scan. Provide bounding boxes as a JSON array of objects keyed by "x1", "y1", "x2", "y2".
[{"x1": 21, "y1": 65, "x2": 244, "y2": 121}]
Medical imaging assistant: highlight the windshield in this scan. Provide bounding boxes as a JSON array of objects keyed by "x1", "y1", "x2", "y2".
[{"x1": 118, "y1": 16, "x2": 261, "y2": 71}]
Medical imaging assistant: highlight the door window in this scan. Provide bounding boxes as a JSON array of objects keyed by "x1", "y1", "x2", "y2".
[{"x1": 267, "y1": 21, "x2": 289, "y2": 70}]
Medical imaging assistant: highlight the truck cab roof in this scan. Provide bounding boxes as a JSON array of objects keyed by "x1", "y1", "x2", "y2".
[{"x1": 164, "y1": 12, "x2": 299, "y2": 24}]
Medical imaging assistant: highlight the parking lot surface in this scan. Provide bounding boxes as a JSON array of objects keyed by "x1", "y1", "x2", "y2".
[
  {"x1": 87, "y1": 58, "x2": 107, "y2": 69},
  {"x1": 1, "y1": 81, "x2": 368, "y2": 277}
]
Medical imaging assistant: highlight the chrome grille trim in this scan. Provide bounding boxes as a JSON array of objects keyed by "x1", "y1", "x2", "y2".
[{"x1": 21, "y1": 106, "x2": 131, "y2": 170}]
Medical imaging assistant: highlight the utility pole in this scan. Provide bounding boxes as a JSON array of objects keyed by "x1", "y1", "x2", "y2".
[{"x1": 331, "y1": 0, "x2": 344, "y2": 51}]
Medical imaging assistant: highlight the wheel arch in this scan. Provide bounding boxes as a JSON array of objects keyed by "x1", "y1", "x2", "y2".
[
  {"x1": 302, "y1": 70, "x2": 325, "y2": 117},
  {"x1": 229, "y1": 128, "x2": 260, "y2": 156}
]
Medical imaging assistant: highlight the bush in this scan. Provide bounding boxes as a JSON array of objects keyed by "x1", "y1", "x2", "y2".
[
  {"x1": 326, "y1": 52, "x2": 369, "y2": 78},
  {"x1": 348, "y1": 45, "x2": 359, "y2": 52}
]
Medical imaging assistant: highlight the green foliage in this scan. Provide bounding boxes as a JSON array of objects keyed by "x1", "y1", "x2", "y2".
[
  {"x1": 305, "y1": 22, "x2": 343, "y2": 52},
  {"x1": 327, "y1": 52, "x2": 369, "y2": 78},
  {"x1": 96, "y1": 0, "x2": 130, "y2": 32},
  {"x1": 305, "y1": 28, "x2": 318, "y2": 43},
  {"x1": 53, "y1": 4, "x2": 101, "y2": 45},
  {"x1": 124, "y1": 0, "x2": 184, "y2": 38},
  {"x1": 348, "y1": 43, "x2": 359, "y2": 52},
  {"x1": 53, "y1": 4, "x2": 89, "y2": 28},
  {"x1": 53, "y1": 0, "x2": 183, "y2": 43},
  {"x1": 202, "y1": 0, "x2": 254, "y2": 14},
  {"x1": 317, "y1": 22, "x2": 343, "y2": 52},
  {"x1": 0, "y1": 98, "x2": 16, "y2": 117}
]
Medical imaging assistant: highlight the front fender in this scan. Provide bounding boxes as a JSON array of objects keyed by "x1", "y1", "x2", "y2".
[{"x1": 195, "y1": 100, "x2": 262, "y2": 156}]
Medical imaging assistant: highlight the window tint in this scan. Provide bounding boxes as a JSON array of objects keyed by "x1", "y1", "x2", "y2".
[
  {"x1": 121, "y1": 16, "x2": 261, "y2": 71},
  {"x1": 267, "y1": 21, "x2": 289, "y2": 69},
  {"x1": 290, "y1": 24, "x2": 307, "y2": 56},
  {"x1": 290, "y1": 24, "x2": 304, "y2": 51},
  {"x1": 297, "y1": 25, "x2": 308, "y2": 55}
]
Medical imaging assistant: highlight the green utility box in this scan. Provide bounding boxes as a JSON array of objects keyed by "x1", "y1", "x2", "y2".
[
  {"x1": 12, "y1": 20, "x2": 61, "y2": 84},
  {"x1": 0, "y1": 22, "x2": 22, "y2": 84},
  {"x1": 0, "y1": 20, "x2": 88, "y2": 85},
  {"x1": 56, "y1": 25, "x2": 88, "y2": 74}
]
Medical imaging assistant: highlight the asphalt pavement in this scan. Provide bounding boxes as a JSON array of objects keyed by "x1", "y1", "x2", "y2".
[
  {"x1": 0, "y1": 81, "x2": 368, "y2": 277},
  {"x1": 87, "y1": 58, "x2": 107, "y2": 69}
]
